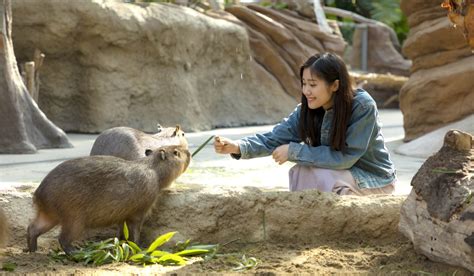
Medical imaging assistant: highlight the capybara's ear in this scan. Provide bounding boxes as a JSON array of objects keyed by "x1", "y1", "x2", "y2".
[
  {"x1": 160, "y1": 149, "x2": 166, "y2": 160},
  {"x1": 173, "y1": 125, "x2": 181, "y2": 136},
  {"x1": 145, "y1": 149, "x2": 153, "y2": 156}
]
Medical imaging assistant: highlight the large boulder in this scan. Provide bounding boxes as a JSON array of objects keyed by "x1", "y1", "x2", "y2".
[
  {"x1": 11, "y1": 0, "x2": 296, "y2": 133},
  {"x1": 399, "y1": 130, "x2": 474, "y2": 272},
  {"x1": 400, "y1": 0, "x2": 474, "y2": 141}
]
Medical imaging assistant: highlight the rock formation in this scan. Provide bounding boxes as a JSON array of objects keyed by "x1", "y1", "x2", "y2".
[
  {"x1": 399, "y1": 130, "x2": 474, "y2": 272},
  {"x1": 224, "y1": 4, "x2": 346, "y2": 99},
  {"x1": 400, "y1": 0, "x2": 474, "y2": 141},
  {"x1": 11, "y1": 0, "x2": 297, "y2": 133}
]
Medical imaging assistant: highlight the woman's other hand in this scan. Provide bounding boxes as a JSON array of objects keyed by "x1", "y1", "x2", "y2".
[
  {"x1": 272, "y1": 144, "x2": 289, "y2": 165},
  {"x1": 214, "y1": 136, "x2": 240, "y2": 155}
]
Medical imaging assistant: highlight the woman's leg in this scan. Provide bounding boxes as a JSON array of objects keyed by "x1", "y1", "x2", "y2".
[
  {"x1": 289, "y1": 164, "x2": 395, "y2": 195},
  {"x1": 289, "y1": 164, "x2": 354, "y2": 192},
  {"x1": 340, "y1": 182, "x2": 395, "y2": 196}
]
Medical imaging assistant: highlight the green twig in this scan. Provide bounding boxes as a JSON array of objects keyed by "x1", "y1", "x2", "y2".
[
  {"x1": 432, "y1": 167, "x2": 460, "y2": 174},
  {"x1": 192, "y1": 135, "x2": 215, "y2": 157}
]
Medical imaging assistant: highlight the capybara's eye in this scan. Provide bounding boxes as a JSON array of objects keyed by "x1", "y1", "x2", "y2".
[{"x1": 174, "y1": 149, "x2": 180, "y2": 157}]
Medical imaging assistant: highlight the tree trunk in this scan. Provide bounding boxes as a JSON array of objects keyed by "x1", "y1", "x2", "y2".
[
  {"x1": 0, "y1": 0, "x2": 72, "y2": 153},
  {"x1": 313, "y1": 0, "x2": 331, "y2": 33}
]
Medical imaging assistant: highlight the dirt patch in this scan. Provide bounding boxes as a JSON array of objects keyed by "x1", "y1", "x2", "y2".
[
  {"x1": 0, "y1": 236, "x2": 470, "y2": 274},
  {"x1": 0, "y1": 188, "x2": 471, "y2": 274}
]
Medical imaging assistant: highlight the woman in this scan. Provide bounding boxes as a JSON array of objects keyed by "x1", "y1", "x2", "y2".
[{"x1": 214, "y1": 53, "x2": 396, "y2": 195}]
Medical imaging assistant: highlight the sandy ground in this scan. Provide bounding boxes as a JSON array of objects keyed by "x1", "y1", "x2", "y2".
[{"x1": 0, "y1": 235, "x2": 471, "y2": 275}]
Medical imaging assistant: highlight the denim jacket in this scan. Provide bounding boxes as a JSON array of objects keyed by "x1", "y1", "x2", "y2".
[{"x1": 235, "y1": 89, "x2": 396, "y2": 189}]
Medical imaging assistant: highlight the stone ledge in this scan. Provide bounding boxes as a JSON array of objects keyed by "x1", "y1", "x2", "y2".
[
  {"x1": 145, "y1": 185, "x2": 405, "y2": 244},
  {"x1": 0, "y1": 184, "x2": 405, "y2": 247}
]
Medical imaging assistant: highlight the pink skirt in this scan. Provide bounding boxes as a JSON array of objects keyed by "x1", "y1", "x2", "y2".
[{"x1": 288, "y1": 164, "x2": 394, "y2": 195}]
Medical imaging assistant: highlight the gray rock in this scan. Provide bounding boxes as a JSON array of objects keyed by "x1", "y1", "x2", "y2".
[{"x1": 12, "y1": 0, "x2": 296, "y2": 133}]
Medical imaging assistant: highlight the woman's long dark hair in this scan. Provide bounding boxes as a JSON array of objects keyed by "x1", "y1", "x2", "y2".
[{"x1": 298, "y1": 53, "x2": 354, "y2": 151}]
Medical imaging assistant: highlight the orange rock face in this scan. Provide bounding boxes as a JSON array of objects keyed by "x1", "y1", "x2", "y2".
[{"x1": 442, "y1": 0, "x2": 474, "y2": 50}]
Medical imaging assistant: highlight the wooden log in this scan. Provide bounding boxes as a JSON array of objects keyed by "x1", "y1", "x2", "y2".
[
  {"x1": 33, "y1": 49, "x2": 44, "y2": 102},
  {"x1": 24, "y1": 61, "x2": 36, "y2": 101}
]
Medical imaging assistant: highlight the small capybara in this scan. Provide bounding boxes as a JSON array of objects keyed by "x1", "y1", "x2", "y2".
[
  {"x1": 27, "y1": 145, "x2": 190, "y2": 254},
  {"x1": 90, "y1": 124, "x2": 188, "y2": 160},
  {"x1": 0, "y1": 206, "x2": 8, "y2": 247}
]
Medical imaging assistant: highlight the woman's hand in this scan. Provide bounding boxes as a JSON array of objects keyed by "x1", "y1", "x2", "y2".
[
  {"x1": 214, "y1": 136, "x2": 240, "y2": 155},
  {"x1": 272, "y1": 144, "x2": 289, "y2": 165}
]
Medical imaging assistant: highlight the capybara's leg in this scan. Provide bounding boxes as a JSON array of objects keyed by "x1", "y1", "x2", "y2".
[
  {"x1": 117, "y1": 225, "x2": 125, "y2": 241},
  {"x1": 125, "y1": 215, "x2": 146, "y2": 244},
  {"x1": 27, "y1": 211, "x2": 58, "y2": 252},
  {"x1": 59, "y1": 220, "x2": 84, "y2": 255},
  {"x1": 0, "y1": 207, "x2": 8, "y2": 248}
]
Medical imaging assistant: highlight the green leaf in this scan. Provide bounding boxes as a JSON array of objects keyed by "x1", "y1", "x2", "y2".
[
  {"x1": 114, "y1": 246, "x2": 123, "y2": 262},
  {"x1": 1, "y1": 262, "x2": 16, "y2": 272},
  {"x1": 175, "y1": 249, "x2": 209, "y2": 256},
  {"x1": 186, "y1": 244, "x2": 219, "y2": 251},
  {"x1": 150, "y1": 250, "x2": 171, "y2": 257},
  {"x1": 123, "y1": 222, "x2": 130, "y2": 241},
  {"x1": 93, "y1": 251, "x2": 107, "y2": 266},
  {"x1": 129, "y1": 253, "x2": 146, "y2": 262},
  {"x1": 127, "y1": 240, "x2": 142, "y2": 254},
  {"x1": 122, "y1": 243, "x2": 130, "y2": 261},
  {"x1": 232, "y1": 255, "x2": 259, "y2": 271},
  {"x1": 174, "y1": 239, "x2": 191, "y2": 252},
  {"x1": 157, "y1": 254, "x2": 186, "y2": 266},
  {"x1": 146, "y1": 232, "x2": 176, "y2": 253},
  {"x1": 432, "y1": 168, "x2": 459, "y2": 174},
  {"x1": 101, "y1": 252, "x2": 115, "y2": 265}
]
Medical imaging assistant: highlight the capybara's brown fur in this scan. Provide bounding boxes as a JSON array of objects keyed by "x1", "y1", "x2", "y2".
[
  {"x1": 0, "y1": 206, "x2": 8, "y2": 247},
  {"x1": 90, "y1": 125, "x2": 188, "y2": 160},
  {"x1": 27, "y1": 145, "x2": 190, "y2": 254}
]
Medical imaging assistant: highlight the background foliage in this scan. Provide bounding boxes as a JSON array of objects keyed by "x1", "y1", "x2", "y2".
[{"x1": 325, "y1": 0, "x2": 409, "y2": 44}]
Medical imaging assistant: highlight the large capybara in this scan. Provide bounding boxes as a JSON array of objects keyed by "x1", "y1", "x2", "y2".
[
  {"x1": 0, "y1": 206, "x2": 8, "y2": 247},
  {"x1": 27, "y1": 145, "x2": 190, "y2": 254},
  {"x1": 90, "y1": 124, "x2": 188, "y2": 160}
]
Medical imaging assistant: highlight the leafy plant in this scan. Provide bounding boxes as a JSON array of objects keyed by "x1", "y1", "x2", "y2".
[
  {"x1": 49, "y1": 222, "x2": 218, "y2": 267},
  {"x1": 232, "y1": 254, "x2": 259, "y2": 271},
  {"x1": 1, "y1": 262, "x2": 16, "y2": 272},
  {"x1": 326, "y1": 0, "x2": 409, "y2": 45}
]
